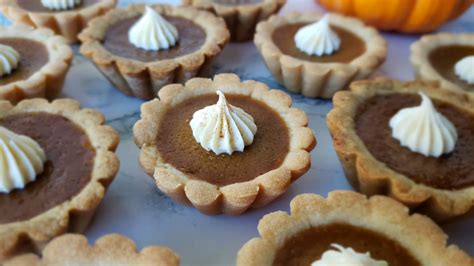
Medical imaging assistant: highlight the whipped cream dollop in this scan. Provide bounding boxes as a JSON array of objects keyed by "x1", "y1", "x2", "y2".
[
  {"x1": 454, "y1": 55, "x2": 474, "y2": 85},
  {"x1": 312, "y1": 244, "x2": 388, "y2": 266},
  {"x1": 294, "y1": 15, "x2": 341, "y2": 56},
  {"x1": 389, "y1": 92, "x2": 458, "y2": 157},
  {"x1": 189, "y1": 91, "x2": 257, "y2": 155},
  {"x1": 0, "y1": 44, "x2": 20, "y2": 78},
  {"x1": 0, "y1": 126, "x2": 47, "y2": 194},
  {"x1": 41, "y1": 0, "x2": 81, "y2": 10},
  {"x1": 128, "y1": 6, "x2": 179, "y2": 51}
]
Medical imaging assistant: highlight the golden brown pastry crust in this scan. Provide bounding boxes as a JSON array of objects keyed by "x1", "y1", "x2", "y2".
[
  {"x1": 0, "y1": 25, "x2": 73, "y2": 104},
  {"x1": 237, "y1": 191, "x2": 473, "y2": 266},
  {"x1": 411, "y1": 32, "x2": 474, "y2": 93},
  {"x1": 0, "y1": 0, "x2": 117, "y2": 43},
  {"x1": 182, "y1": 0, "x2": 286, "y2": 42},
  {"x1": 254, "y1": 12, "x2": 387, "y2": 98},
  {"x1": 133, "y1": 73, "x2": 316, "y2": 215},
  {"x1": 0, "y1": 98, "x2": 120, "y2": 261},
  {"x1": 79, "y1": 4, "x2": 230, "y2": 100},
  {"x1": 4, "y1": 234, "x2": 179, "y2": 266},
  {"x1": 327, "y1": 78, "x2": 474, "y2": 222}
]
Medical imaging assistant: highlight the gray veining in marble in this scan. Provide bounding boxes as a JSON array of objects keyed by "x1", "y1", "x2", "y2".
[{"x1": 1, "y1": 1, "x2": 473, "y2": 265}]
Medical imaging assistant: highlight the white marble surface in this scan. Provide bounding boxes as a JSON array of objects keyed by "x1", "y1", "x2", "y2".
[{"x1": 1, "y1": 1, "x2": 474, "y2": 265}]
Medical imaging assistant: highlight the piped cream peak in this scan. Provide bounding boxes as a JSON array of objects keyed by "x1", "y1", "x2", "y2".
[
  {"x1": 294, "y1": 14, "x2": 341, "y2": 56},
  {"x1": 128, "y1": 6, "x2": 179, "y2": 51},
  {"x1": 389, "y1": 92, "x2": 458, "y2": 157},
  {"x1": 312, "y1": 244, "x2": 388, "y2": 266},
  {"x1": 189, "y1": 91, "x2": 257, "y2": 155},
  {"x1": 0, "y1": 44, "x2": 20, "y2": 78},
  {"x1": 0, "y1": 126, "x2": 47, "y2": 193},
  {"x1": 41, "y1": 0, "x2": 81, "y2": 10},
  {"x1": 454, "y1": 55, "x2": 474, "y2": 85}
]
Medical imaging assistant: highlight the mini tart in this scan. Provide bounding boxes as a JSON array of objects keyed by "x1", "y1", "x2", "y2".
[
  {"x1": 182, "y1": 0, "x2": 286, "y2": 42},
  {"x1": 327, "y1": 78, "x2": 474, "y2": 222},
  {"x1": 237, "y1": 191, "x2": 472, "y2": 266},
  {"x1": 0, "y1": 0, "x2": 117, "y2": 43},
  {"x1": 0, "y1": 98, "x2": 120, "y2": 261},
  {"x1": 133, "y1": 73, "x2": 316, "y2": 215},
  {"x1": 254, "y1": 12, "x2": 387, "y2": 98},
  {"x1": 411, "y1": 33, "x2": 474, "y2": 93},
  {"x1": 79, "y1": 4, "x2": 230, "y2": 100},
  {"x1": 4, "y1": 234, "x2": 180, "y2": 266},
  {"x1": 0, "y1": 25, "x2": 72, "y2": 104}
]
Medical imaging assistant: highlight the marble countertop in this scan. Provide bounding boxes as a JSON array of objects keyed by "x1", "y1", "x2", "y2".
[{"x1": 1, "y1": 0, "x2": 473, "y2": 265}]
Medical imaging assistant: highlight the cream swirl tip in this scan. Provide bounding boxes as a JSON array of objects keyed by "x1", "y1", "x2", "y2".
[
  {"x1": 128, "y1": 6, "x2": 179, "y2": 51},
  {"x1": 0, "y1": 44, "x2": 20, "y2": 78},
  {"x1": 312, "y1": 244, "x2": 388, "y2": 266},
  {"x1": 389, "y1": 92, "x2": 457, "y2": 157},
  {"x1": 0, "y1": 127, "x2": 47, "y2": 193},
  {"x1": 294, "y1": 15, "x2": 341, "y2": 56},
  {"x1": 454, "y1": 55, "x2": 474, "y2": 85},
  {"x1": 41, "y1": 0, "x2": 81, "y2": 10},
  {"x1": 189, "y1": 91, "x2": 257, "y2": 155}
]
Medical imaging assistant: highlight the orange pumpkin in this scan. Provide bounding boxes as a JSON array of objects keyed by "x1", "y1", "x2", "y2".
[{"x1": 316, "y1": 0, "x2": 473, "y2": 33}]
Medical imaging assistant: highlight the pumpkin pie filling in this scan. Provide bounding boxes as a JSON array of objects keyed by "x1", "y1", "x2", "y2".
[
  {"x1": 272, "y1": 23, "x2": 366, "y2": 63},
  {"x1": 103, "y1": 16, "x2": 206, "y2": 62},
  {"x1": 0, "y1": 38, "x2": 48, "y2": 86},
  {"x1": 356, "y1": 93, "x2": 474, "y2": 190},
  {"x1": 156, "y1": 94, "x2": 290, "y2": 186},
  {"x1": 16, "y1": 0, "x2": 99, "y2": 12},
  {"x1": 273, "y1": 223, "x2": 420, "y2": 266},
  {"x1": 0, "y1": 113, "x2": 95, "y2": 224},
  {"x1": 428, "y1": 45, "x2": 474, "y2": 92}
]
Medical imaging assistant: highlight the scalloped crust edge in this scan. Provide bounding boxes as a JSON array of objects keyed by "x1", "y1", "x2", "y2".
[
  {"x1": 133, "y1": 73, "x2": 316, "y2": 215},
  {"x1": 79, "y1": 4, "x2": 230, "y2": 100},
  {"x1": 254, "y1": 12, "x2": 387, "y2": 98},
  {"x1": 4, "y1": 233, "x2": 179, "y2": 266},
  {"x1": 327, "y1": 78, "x2": 474, "y2": 222},
  {"x1": 0, "y1": 98, "x2": 120, "y2": 261},
  {"x1": 0, "y1": 0, "x2": 117, "y2": 43},
  {"x1": 237, "y1": 191, "x2": 472, "y2": 266},
  {"x1": 182, "y1": 0, "x2": 286, "y2": 42},
  {"x1": 410, "y1": 32, "x2": 474, "y2": 94},
  {"x1": 0, "y1": 25, "x2": 73, "y2": 104}
]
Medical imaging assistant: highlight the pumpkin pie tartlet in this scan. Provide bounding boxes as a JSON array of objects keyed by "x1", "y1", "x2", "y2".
[
  {"x1": 0, "y1": 98, "x2": 120, "y2": 261},
  {"x1": 4, "y1": 234, "x2": 180, "y2": 266},
  {"x1": 79, "y1": 4, "x2": 230, "y2": 100},
  {"x1": 182, "y1": 0, "x2": 286, "y2": 42},
  {"x1": 411, "y1": 33, "x2": 474, "y2": 93},
  {"x1": 237, "y1": 191, "x2": 472, "y2": 266},
  {"x1": 0, "y1": 25, "x2": 72, "y2": 104},
  {"x1": 133, "y1": 73, "x2": 316, "y2": 215},
  {"x1": 0, "y1": 0, "x2": 117, "y2": 43},
  {"x1": 327, "y1": 78, "x2": 474, "y2": 222},
  {"x1": 254, "y1": 12, "x2": 387, "y2": 98}
]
